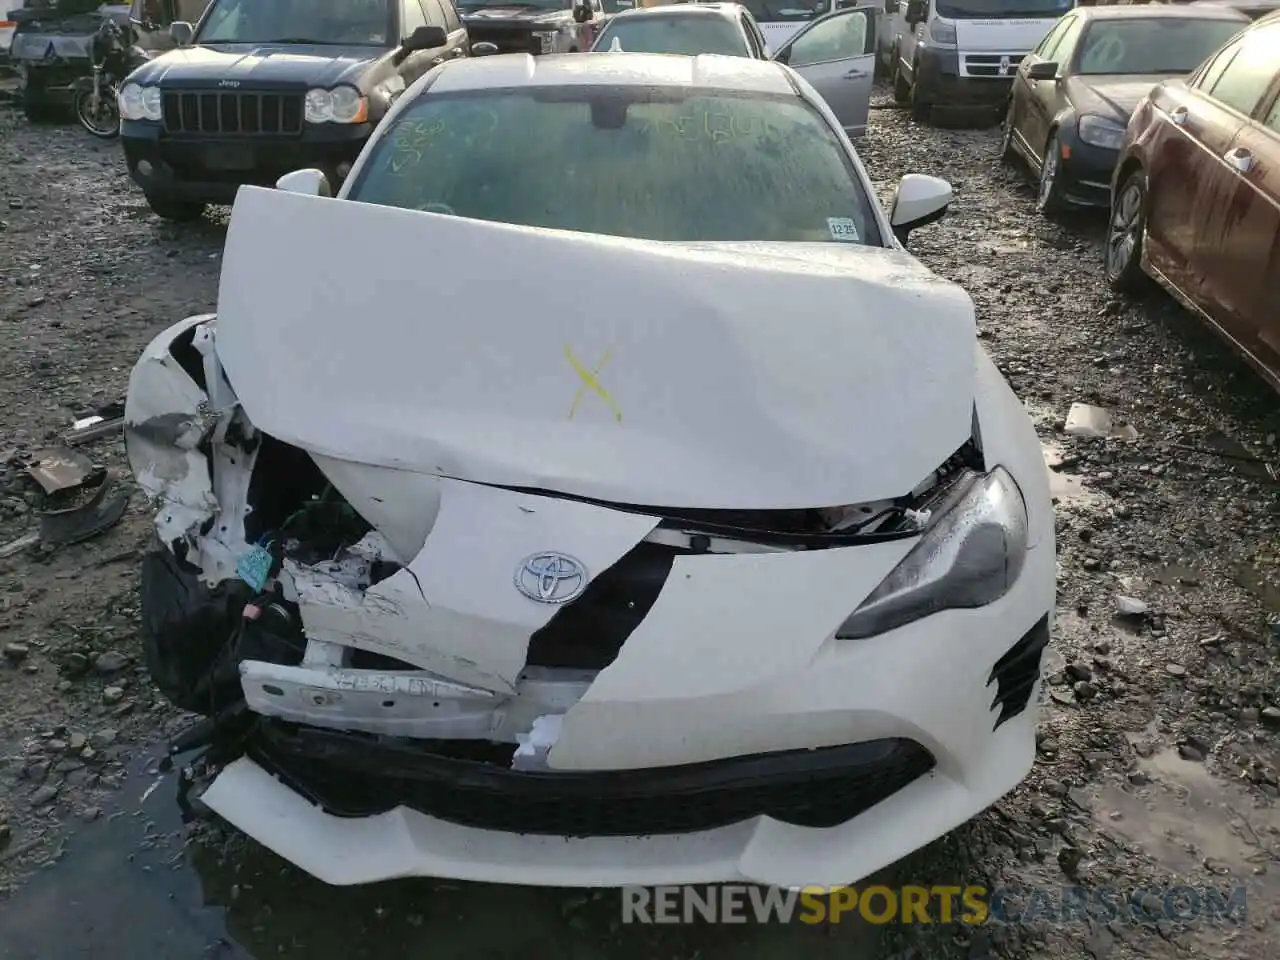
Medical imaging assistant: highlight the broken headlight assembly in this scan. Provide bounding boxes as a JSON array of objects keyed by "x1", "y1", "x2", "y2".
[{"x1": 836, "y1": 467, "x2": 1028, "y2": 640}]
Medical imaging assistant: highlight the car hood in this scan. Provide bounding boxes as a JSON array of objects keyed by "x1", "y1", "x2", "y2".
[
  {"x1": 1064, "y1": 74, "x2": 1166, "y2": 125},
  {"x1": 213, "y1": 187, "x2": 979, "y2": 510},
  {"x1": 127, "y1": 43, "x2": 382, "y2": 87}
]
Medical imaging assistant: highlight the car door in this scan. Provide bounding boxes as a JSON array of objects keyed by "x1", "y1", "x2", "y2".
[
  {"x1": 1142, "y1": 38, "x2": 1247, "y2": 293},
  {"x1": 1183, "y1": 26, "x2": 1277, "y2": 327},
  {"x1": 1023, "y1": 15, "x2": 1083, "y2": 163},
  {"x1": 1191, "y1": 26, "x2": 1280, "y2": 364},
  {"x1": 772, "y1": 6, "x2": 876, "y2": 137},
  {"x1": 1010, "y1": 16, "x2": 1071, "y2": 157}
]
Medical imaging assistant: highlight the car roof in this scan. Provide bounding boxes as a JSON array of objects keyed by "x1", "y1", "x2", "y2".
[
  {"x1": 427, "y1": 52, "x2": 797, "y2": 96},
  {"x1": 1071, "y1": 3, "x2": 1250, "y2": 20},
  {"x1": 608, "y1": 2, "x2": 746, "y2": 21}
]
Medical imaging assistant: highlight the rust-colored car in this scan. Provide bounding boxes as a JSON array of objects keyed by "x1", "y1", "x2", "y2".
[{"x1": 1106, "y1": 11, "x2": 1280, "y2": 391}]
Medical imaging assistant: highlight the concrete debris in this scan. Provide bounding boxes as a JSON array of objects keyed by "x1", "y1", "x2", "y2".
[{"x1": 1064, "y1": 403, "x2": 1139, "y2": 441}]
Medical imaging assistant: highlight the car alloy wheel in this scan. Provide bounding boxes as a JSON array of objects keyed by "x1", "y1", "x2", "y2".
[
  {"x1": 1036, "y1": 133, "x2": 1066, "y2": 216},
  {"x1": 1106, "y1": 171, "x2": 1151, "y2": 295}
]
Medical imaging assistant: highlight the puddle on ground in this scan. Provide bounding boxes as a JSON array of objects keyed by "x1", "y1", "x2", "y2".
[
  {"x1": 1234, "y1": 563, "x2": 1280, "y2": 614},
  {"x1": 1042, "y1": 441, "x2": 1110, "y2": 510},
  {"x1": 1082, "y1": 746, "x2": 1279, "y2": 886},
  {"x1": 0, "y1": 749, "x2": 887, "y2": 960}
]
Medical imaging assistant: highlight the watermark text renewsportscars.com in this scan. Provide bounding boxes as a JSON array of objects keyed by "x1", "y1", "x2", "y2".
[{"x1": 620, "y1": 884, "x2": 1248, "y2": 926}]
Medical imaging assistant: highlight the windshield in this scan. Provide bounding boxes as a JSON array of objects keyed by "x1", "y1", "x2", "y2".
[
  {"x1": 195, "y1": 0, "x2": 390, "y2": 45},
  {"x1": 934, "y1": 0, "x2": 1072, "y2": 20},
  {"x1": 1075, "y1": 19, "x2": 1246, "y2": 75},
  {"x1": 738, "y1": 0, "x2": 830, "y2": 24},
  {"x1": 348, "y1": 87, "x2": 882, "y2": 245},
  {"x1": 593, "y1": 15, "x2": 750, "y2": 54}
]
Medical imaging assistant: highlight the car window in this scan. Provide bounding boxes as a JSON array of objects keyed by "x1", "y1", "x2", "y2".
[
  {"x1": 1206, "y1": 22, "x2": 1280, "y2": 114},
  {"x1": 740, "y1": 12, "x2": 763, "y2": 56},
  {"x1": 196, "y1": 0, "x2": 390, "y2": 44},
  {"x1": 1266, "y1": 92, "x2": 1280, "y2": 131},
  {"x1": 440, "y1": 0, "x2": 461, "y2": 31},
  {"x1": 348, "y1": 87, "x2": 884, "y2": 246},
  {"x1": 403, "y1": 0, "x2": 427, "y2": 34},
  {"x1": 174, "y1": 0, "x2": 208, "y2": 21},
  {"x1": 1195, "y1": 36, "x2": 1241, "y2": 88},
  {"x1": 1049, "y1": 17, "x2": 1084, "y2": 65},
  {"x1": 422, "y1": 0, "x2": 450, "y2": 26},
  {"x1": 1034, "y1": 17, "x2": 1072, "y2": 60},
  {"x1": 784, "y1": 8, "x2": 872, "y2": 66},
  {"x1": 1074, "y1": 19, "x2": 1246, "y2": 75},
  {"x1": 594, "y1": 15, "x2": 751, "y2": 55}
]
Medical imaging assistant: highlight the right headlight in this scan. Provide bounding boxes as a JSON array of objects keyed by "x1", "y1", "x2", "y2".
[
  {"x1": 305, "y1": 85, "x2": 368, "y2": 124},
  {"x1": 835, "y1": 467, "x2": 1029, "y2": 640},
  {"x1": 929, "y1": 19, "x2": 957, "y2": 47},
  {"x1": 119, "y1": 82, "x2": 162, "y2": 122}
]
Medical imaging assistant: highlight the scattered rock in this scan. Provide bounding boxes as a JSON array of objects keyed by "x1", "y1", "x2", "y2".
[
  {"x1": 93, "y1": 651, "x2": 129, "y2": 675},
  {"x1": 101, "y1": 686, "x2": 125, "y2": 705},
  {"x1": 29, "y1": 785, "x2": 58, "y2": 807},
  {"x1": 1115, "y1": 596, "x2": 1148, "y2": 617},
  {"x1": 2, "y1": 643, "x2": 30, "y2": 663},
  {"x1": 1178, "y1": 743, "x2": 1206, "y2": 762},
  {"x1": 1166, "y1": 663, "x2": 1187, "y2": 677}
]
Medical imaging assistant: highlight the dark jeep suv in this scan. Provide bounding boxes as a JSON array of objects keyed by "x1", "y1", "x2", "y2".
[{"x1": 119, "y1": 0, "x2": 470, "y2": 221}]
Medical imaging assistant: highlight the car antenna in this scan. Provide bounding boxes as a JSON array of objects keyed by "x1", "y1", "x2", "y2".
[{"x1": 609, "y1": 36, "x2": 623, "y2": 51}]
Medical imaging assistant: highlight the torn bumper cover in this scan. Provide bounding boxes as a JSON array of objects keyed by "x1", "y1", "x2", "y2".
[{"x1": 126, "y1": 186, "x2": 1056, "y2": 889}]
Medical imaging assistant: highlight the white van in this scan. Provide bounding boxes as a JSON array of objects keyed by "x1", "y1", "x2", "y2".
[
  {"x1": 0, "y1": 0, "x2": 26, "y2": 57},
  {"x1": 882, "y1": 0, "x2": 1073, "y2": 118}
]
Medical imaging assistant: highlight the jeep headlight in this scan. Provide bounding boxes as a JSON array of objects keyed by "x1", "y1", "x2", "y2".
[
  {"x1": 305, "y1": 85, "x2": 368, "y2": 124},
  {"x1": 119, "y1": 82, "x2": 162, "y2": 121},
  {"x1": 532, "y1": 29, "x2": 557, "y2": 52},
  {"x1": 836, "y1": 467, "x2": 1028, "y2": 639}
]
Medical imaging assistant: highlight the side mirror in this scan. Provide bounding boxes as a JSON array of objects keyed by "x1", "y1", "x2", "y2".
[
  {"x1": 275, "y1": 168, "x2": 332, "y2": 197},
  {"x1": 472, "y1": 40, "x2": 500, "y2": 55},
  {"x1": 168, "y1": 20, "x2": 193, "y2": 45},
  {"x1": 573, "y1": 2, "x2": 593, "y2": 22},
  {"x1": 1026, "y1": 60, "x2": 1058, "y2": 81},
  {"x1": 904, "y1": 0, "x2": 926, "y2": 24},
  {"x1": 889, "y1": 173, "x2": 951, "y2": 246},
  {"x1": 401, "y1": 23, "x2": 448, "y2": 54},
  {"x1": 883, "y1": 0, "x2": 896, "y2": 11}
]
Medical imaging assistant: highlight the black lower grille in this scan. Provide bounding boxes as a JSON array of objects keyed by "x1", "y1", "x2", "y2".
[
  {"x1": 162, "y1": 90, "x2": 304, "y2": 136},
  {"x1": 987, "y1": 614, "x2": 1049, "y2": 729},
  {"x1": 250, "y1": 721, "x2": 936, "y2": 836},
  {"x1": 525, "y1": 542, "x2": 683, "y2": 670}
]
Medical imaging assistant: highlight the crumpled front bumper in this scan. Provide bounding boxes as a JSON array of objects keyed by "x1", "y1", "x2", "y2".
[{"x1": 198, "y1": 543, "x2": 1052, "y2": 887}]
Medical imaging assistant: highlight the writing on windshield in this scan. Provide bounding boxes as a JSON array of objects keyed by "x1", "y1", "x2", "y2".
[
  {"x1": 934, "y1": 0, "x2": 1071, "y2": 20},
  {"x1": 1075, "y1": 20, "x2": 1247, "y2": 75},
  {"x1": 197, "y1": 0, "x2": 390, "y2": 44}
]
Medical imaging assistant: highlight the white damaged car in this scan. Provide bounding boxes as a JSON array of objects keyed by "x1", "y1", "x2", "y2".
[{"x1": 127, "y1": 52, "x2": 1055, "y2": 889}]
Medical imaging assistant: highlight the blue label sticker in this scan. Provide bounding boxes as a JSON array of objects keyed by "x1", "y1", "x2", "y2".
[{"x1": 236, "y1": 545, "x2": 274, "y2": 592}]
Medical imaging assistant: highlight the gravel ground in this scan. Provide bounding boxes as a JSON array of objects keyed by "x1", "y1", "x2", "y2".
[{"x1": 0, "y1": 88, "x2": 1278, "y2": 960}]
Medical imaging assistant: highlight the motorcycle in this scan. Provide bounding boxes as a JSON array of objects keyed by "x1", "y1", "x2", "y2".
[{"x1": 72, "y1": 16, "x2": 133, "y2": 139}]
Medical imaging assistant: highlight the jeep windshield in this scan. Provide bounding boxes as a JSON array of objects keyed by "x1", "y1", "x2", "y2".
[
  {"x1": 195, "y1": 0, "x2": 392, "y2": 45},
  {"x1": 346, "y1": 86, "x2": 884, "y2": 245},
  {"x1": 934, "y1": 0, "x2": 1071, "y2": 19}
]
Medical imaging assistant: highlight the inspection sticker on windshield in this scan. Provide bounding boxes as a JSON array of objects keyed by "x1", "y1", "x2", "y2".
[{"x1": 827, "y1": 217, "x2": 860, "y2": 242}]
